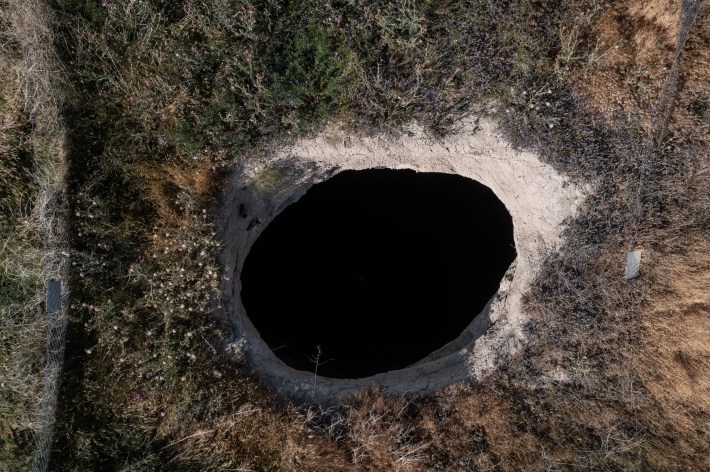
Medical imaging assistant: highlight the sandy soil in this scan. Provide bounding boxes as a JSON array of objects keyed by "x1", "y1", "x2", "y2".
[{"x1": 216, "y1": 118, "x2": 587, "y2": 403}]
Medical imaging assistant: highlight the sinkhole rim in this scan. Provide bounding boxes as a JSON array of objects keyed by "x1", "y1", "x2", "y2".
[
  {"x1": 216, "y1": 118, "x2": 584, "y2": 404},
  {"x1": 239, "y1": 168, "x2": 518, "y2": 380}
]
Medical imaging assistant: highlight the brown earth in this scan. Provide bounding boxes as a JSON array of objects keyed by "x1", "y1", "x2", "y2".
[{"x1": 578, "y1": 0, "x2": 710, "y2": 134}]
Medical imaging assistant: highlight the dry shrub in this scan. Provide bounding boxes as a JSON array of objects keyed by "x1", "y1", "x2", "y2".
[
  {"x1": 298, "y1": 384, "x2": 539, "y2": 472},
  {"x1": 340, "y1": 389, "x2": 425, "y2": 471}
]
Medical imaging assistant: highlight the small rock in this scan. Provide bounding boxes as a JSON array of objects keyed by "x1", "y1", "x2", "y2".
[{"x1": 625, "y1": 250, "x2": 642, "y2": 279}]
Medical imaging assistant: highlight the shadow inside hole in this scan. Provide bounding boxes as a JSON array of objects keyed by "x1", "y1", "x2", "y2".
[{"x1": 241, "y1": 169, "x2": 516, "y2": 379}]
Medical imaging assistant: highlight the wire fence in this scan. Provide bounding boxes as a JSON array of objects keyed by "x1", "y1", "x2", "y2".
[
  {"x1": 7, "y1": 0, "x2": 70, "y2": 470},
  {"x1": 30, "y1": 183, "x2": 69, "y2": 472}
]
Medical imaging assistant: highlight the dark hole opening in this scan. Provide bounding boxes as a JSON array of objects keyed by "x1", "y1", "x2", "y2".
[{"x1": 241, "y1": 169, "x2": 516, "y2": 379}]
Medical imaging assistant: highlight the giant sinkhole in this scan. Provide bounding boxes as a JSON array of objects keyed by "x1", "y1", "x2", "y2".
[{"x1": 240, "y1": 169, "x2": 516, "y2": 379}]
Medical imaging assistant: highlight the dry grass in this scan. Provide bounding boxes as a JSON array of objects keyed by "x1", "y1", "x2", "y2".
[
  {"x1": 0, "y1": 8, "x2": 45, "y2": 468},
  {"x1": 636, "y1": 236, "x2": 710, "y2": 468},
  {"x1": 27, "y1": 0, "x2": 710, "y2": 470},
  {"x1": 0, "y1": 211, "x2": 46, "y2": 470},
  {"x1": 0, "y1": 0, "x2": 68, "y2": 469}
]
